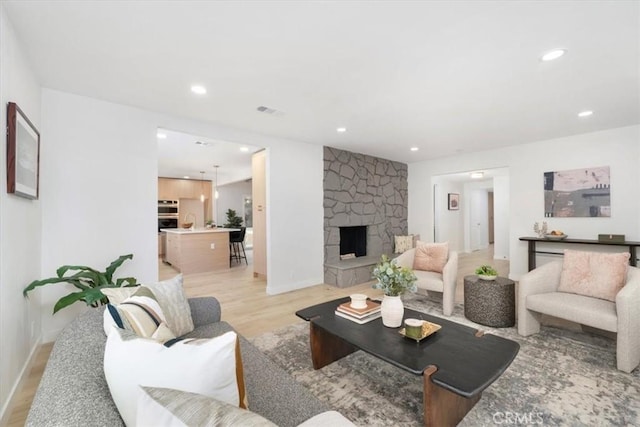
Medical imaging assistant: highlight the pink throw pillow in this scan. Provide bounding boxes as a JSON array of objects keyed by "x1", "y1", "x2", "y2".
[
  {"x1": 413, "y1": 241, "x2": 449, "y2": 273},
  {"x1": 558, "y1": 249, "x2": 630, "y2": 302}
]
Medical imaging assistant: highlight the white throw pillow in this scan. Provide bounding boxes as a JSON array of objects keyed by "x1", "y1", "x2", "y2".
[
  {"x1": 137, "y1": 386, "x2": 274, "y2": 427},
  {"x1": 104, "y1": 329, "x2": 245, "y2": 427},
  {"x1": 146, "y1": 275, "x2": 194, "y2": 336}
]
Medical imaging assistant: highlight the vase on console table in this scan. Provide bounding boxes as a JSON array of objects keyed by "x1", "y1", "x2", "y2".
[{"x1": 381, "y1": 295, "x2": 404, "y2": 328}]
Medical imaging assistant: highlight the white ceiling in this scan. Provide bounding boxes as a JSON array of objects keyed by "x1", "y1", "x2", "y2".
[
  {"x1": 157, "y1": 129, "x2": 260, "y2": 184},
  {"x1": 4, "y1": 1, "x2": 639, "y2": 164}
]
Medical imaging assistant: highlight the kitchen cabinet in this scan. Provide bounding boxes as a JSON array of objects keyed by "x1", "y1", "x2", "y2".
[
  {"x1": 252, "y1": 150, "x2": 267, "y2": 279},
  {"x1": 158, "y1": 178, "x2": 180, "y2": 200},
  {"x1": 161, "y1": 228, "x2": 235, "y2": 274},
  {"x1": 164, "y1": 232, "x2": 179, "y2": 267},
  {"x1": 158, "y1": 232, "x2": 166, "y2": 256},
  {"x1": 158, "y1": 178, "x2": 212, "y2": 201}
]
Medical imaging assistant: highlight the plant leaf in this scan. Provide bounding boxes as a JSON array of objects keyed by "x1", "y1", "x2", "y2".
[
  {"x1": 83, "y1": 288, "x2": 108, "y2": 306},
  {"x1": 53, "y1": 292, "x2": 88, "y2": 314},
  {"x1": 104, "y1": 254, "x2": 133, "y2": 283},
  {"x1": 24, "y1": 276, "x2": 79, "y2": 297},
  {"x1": 115, "y1": 277, "x2": 138, "y2": 287},
  {"x1": 56, "y1": 265, "x2": 101, "y2": 278}
]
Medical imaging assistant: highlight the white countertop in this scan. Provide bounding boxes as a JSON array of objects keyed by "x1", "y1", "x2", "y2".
[{"x1": 160, "y1": 227, "x2": 240, "y2": 234}]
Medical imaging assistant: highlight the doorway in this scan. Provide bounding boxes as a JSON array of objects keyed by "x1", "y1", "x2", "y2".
[{"x1": 432, "y1": 167, "x2": 509, "y2": 258}]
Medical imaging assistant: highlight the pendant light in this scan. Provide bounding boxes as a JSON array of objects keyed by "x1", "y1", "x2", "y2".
[
  {"x1": 214, "y1": 165, "x2": 219, "y2": 199},
  {"x1": 199, "y1": 171, "x2": 205, "y2": 202}
]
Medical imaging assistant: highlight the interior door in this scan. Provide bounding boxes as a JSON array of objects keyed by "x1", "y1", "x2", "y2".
[
  {"x1": 470, "y1": 190, "x2": 488, "y2": 251},
  {"x1": 488, "y1": 191, "x2": 494, "y2": 244}
]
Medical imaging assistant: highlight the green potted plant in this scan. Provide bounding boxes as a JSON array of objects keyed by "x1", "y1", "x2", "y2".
[
  {"x1": 372, "y1": 255, "x2": 417, "y2": 327},
  {"x1": 223, "y1": 209, "x2": 244, "y2": 228},
  {"x1": 23, "y1": 254, "x2": 138, "y2": 314},
  {"x1": 475, "y1": 265, "x2": 498, "y2": 281}
]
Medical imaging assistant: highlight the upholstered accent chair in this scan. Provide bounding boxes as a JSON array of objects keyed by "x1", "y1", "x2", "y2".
[
  {"x1": 518, "y1": 260, "x2": 640, "y2": 373},
  {"x1": 395, "y1": 248, "x2": 458, "y2": 316}
]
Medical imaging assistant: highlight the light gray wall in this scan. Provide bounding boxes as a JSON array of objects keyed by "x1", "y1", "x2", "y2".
[{"x1": 217, "y1": 180, "x2": 252, "y2": 226}]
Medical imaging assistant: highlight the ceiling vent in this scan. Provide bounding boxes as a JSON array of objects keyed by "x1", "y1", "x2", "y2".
[
  {"x1": 256, "y1": 105, "x2": 284, "y2": 116},
  {"x1": 195, "y1": 141, "x2": 213, "y2": 147}
]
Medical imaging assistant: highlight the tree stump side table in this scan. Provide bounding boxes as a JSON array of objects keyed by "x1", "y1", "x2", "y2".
[{"x1": 463, "y1": 275, "x2": 515, "y2": 328}]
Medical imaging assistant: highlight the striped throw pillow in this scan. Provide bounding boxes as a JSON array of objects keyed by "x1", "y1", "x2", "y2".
[
  {"x1": 137, "y1": 387, "x2": 272, "y2": 427},
  {"x1": 104, "y1": 286, "x2": 176, "y2": 341}
]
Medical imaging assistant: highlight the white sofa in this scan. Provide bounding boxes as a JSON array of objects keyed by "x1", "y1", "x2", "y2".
[
  {"x1": 517, "y1": 261, "x2": 640, "y2": 373},
  {"x1": 395, "y1": 248, "x2": 458, "y2": 316}
]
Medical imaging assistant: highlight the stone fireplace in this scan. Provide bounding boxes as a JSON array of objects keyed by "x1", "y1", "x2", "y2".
[{"x1": 323, "y1": 146, "x2": 408, "y2": 287}]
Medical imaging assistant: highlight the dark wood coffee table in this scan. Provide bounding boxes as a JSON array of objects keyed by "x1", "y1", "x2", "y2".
[{"x1": 296, "y1": 297, "x2": 519, "y2": 427}]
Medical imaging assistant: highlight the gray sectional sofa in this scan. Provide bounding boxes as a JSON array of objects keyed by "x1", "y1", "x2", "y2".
[{"x1": 27, "y1": 297, "x2": 331, "y2": 426}]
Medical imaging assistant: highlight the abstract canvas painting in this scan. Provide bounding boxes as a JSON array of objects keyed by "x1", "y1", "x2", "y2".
[{"x1": 544, "y1": 166, "x2": 610, "y2": 217}]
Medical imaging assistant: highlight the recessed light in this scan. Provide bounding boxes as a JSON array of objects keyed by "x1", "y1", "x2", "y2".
[
  {"x1": 183, "y1": 176, "x2": 190, "y2": 179},
  {"x1": 240, "y1": 147, "x2": 249, "y2": 152},
  {"x1": 470, "y1": 172, "x2": 484, "y2": 179},
  {"x1": 541, "y1": 49, "x2": 566, "y2": 62},
  {"x1": 157, "y1": 132, "x2": 167, "y2": 139},
  {"x1": 336, "y1": 127, "x2": 347, "y2": 133},
  {"x1": 578, "y1": 110, "x2": 593, "y2": 117},
  {"x1": 191, "y1": 85, "x2": 207, "y2": 95},
  {"x1": 410, "y1": 147, "x2": 419, "y2": 152}
]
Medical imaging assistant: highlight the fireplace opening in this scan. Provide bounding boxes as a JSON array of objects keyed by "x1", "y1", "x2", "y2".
[{"x1": 340, "y1": 226, "x2": 367, "y2": 258}]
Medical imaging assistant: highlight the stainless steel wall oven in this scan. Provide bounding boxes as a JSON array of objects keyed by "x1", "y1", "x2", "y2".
[{"x1": 158, "y1": 200, "x2": 178, "y2": 232}]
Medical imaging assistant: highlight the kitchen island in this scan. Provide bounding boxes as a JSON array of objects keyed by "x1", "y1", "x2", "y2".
[{"x1": 161, "y1": 228, "x2": 239, "y2": 274}]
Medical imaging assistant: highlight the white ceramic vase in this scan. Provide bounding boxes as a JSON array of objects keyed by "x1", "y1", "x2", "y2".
[{"x1": 381, "y1": 295, "x2": 404, "y2": 328}]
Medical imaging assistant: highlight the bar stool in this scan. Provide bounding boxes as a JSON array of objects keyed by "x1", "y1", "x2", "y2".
[{"x1": 229, "y1": 227, "x2": 247, "y2": 265}]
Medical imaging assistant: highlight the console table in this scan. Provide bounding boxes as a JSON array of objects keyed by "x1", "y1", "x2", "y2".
[{"x1": 519, "y1": 236, "x2": 640, "y2": 271}]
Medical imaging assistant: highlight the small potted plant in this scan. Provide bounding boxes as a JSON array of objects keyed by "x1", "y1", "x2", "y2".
[
  {"x1": 223, "y1": 209, "x2": 243, "y2": 228},
  {"x1": 475, "y1": 265, "x2": 498, "y2": 281},
  {"x1": 23, "y1": 254, "x2": 138, "y2": 314},
  {"x1": 372, "y1": 255, "x2": 417, "y2": 327}
]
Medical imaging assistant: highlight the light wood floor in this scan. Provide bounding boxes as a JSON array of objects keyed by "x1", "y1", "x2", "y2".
[{"x1": 6, "y1": 246, "x2": 506, "y2": 426}]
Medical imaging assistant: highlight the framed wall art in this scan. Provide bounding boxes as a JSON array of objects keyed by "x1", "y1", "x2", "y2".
[
  {"x1": 7, "y1": 102, "x2": 40, "y2": 199},
  {"x1": 543, "y1": 166, "x2": 610, "y2": 217},
  {"x1": 448, "y1": 193, "x2": 459, "y2": 210}
]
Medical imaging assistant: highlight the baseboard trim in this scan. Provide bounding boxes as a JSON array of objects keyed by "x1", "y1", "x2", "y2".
[{"x1": 0, "y1": 336, "x2": 42, "y2": 426}]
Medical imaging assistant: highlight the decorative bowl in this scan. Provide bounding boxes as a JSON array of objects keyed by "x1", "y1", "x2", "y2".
[
  {"x1": 399, "y1": 320, "x2": 442, "y2": 342},
  {"x1": 544, "y1": 233, "x2": 567, "y2": 240},
  {"x1": 182, "y1": 223, "x2": 193, "y2": 229},
  {"x1": 478, "y1": 274, "x2": 497, "y2": 281}
]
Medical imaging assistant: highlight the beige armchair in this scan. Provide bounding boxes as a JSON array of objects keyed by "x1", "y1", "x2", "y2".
[
  {"x1": 395, "y1": 248, "x2": 458, "y2": 316},
  {"x1": 518, "y1": 261, "x2": 640, "y2": 373}
]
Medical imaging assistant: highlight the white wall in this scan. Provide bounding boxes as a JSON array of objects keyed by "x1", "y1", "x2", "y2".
[
  {"x1": 217, "y1": 180, "x2": 252, "y2": 226},
  {"x1": 432, "y1": 180, "x2": 464, "y2": 251},
  {"x1": 39, "y1": 89, "x2": 324, "y2": 341},
  {"x1": 266, "y1": 142, "x2": 324, "y2": 294},
  {"x1": 40, "y1": 90, "x2": 159, "y2": 342},
  {"x1": 0, "y1": 5, "x2": 42, "y2": 420},
  {"x1": 409, "y1": 125, "x2": 640, "y2": 280},
  {"x1": 493, "y1": 175, "x2": 510, "y2": 260}
]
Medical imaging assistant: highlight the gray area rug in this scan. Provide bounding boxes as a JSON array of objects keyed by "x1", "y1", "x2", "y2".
[{"x1": 250, "y1": 293, "x2": 640, "y2": 426}]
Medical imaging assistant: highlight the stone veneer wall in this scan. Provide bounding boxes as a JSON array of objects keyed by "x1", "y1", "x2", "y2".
[{"x1": 324, "y1": 146, "x2": 408, "y2": 265}]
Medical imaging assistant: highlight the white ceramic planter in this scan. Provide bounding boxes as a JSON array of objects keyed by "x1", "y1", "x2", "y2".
[{"x1": 381, "y1": 295, "x2": 404, "y2": 328}]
